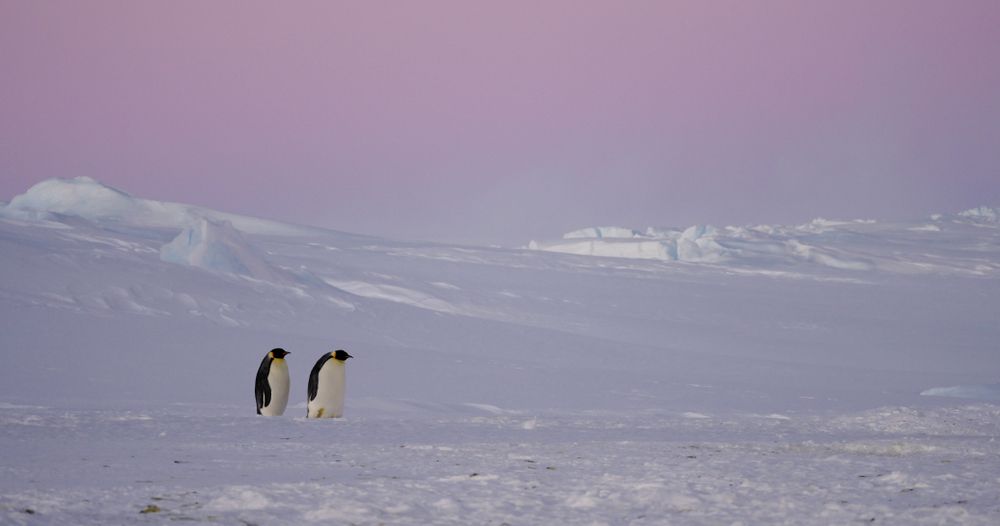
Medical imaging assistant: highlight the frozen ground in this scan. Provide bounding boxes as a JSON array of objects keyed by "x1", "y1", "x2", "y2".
[
  {"x1": 3, "y1": 403, "x2": 1000, "y2": 525},
  {"x1": 1, "y1": 178, "x2": 999, "y2": 524}
]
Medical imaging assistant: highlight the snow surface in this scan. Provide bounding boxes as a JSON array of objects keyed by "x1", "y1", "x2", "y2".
[
  {"x1": 3, "y1": 404, "x2": 999, "y2": 525},
  {"x1": 2, "y1": 179, "x2": 999, "y2": 524}
]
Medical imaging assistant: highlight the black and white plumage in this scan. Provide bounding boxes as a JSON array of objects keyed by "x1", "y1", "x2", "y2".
[
  {"x1": 307, "y1": 349, "x2": 352, "y2": 418},
  {"x1": 255, "y1": 348, "x2": 290, "y2": 416}
]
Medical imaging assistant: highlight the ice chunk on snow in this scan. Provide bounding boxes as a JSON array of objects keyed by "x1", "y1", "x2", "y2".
[
  {"x1": 563, "y1": 226, "x2": 641, "y2": 239},
  {"x1": 958, "y1": 206, "x2": 999, "y2": 223},
  {"x1": 205, "y1": 487, "x2": 272, "y2": 511},
  {"x1": 678, "y1": 237, "x2": 728, "y2": 262},
  {"x1": 785, "y1": 240, "x2": 872, "y2": 270},
  {"x1": 680, "y1": 224, "x2": 718, "y2": 241},
  {"x1": 533, "y1": 223, "x2": 734, "y2": 262},
  {"x1": 530, "y1": 209, "x2": 1000, "y2": 272},
  {"x1": 534, "y1": 224, "x2": 742, "y2": 262},
  {"x1": 535, "y1": 239, "x2": 678, "y2": 261},
  {"x1": 676, "y1": 225, "x2": 731, "y2": 262},
  {"x1": 644, "y1": 226, "x2": 682, "y2": 238},
  {"x1": 160, "y1": 218, "x2": 284, "y2": 282}
]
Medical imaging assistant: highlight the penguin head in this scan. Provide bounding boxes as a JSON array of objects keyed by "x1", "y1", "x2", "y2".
[
  {"x1": 333, "y1": 349, "x2": 353, "y2": 362},
  {"x1": 270, "y1": 348, "x2": 290, "y2": 359}
]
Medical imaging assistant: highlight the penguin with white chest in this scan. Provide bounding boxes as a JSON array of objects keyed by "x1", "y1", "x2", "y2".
[
  {"x1": 255, "y1": 348, "x2": 290, "y2": 416},
  {"x1": 307, "y1": 350, "x2": 352, "y2": 418}
]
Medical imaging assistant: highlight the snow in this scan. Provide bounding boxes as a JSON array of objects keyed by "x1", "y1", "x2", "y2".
[
  {"x1": 921, "y1": 383, "x2": 1000, "y2": 401},
  {"x1": 1, "y1": 179, "x2": 999, "y2": 524},
  {"x1": 563, "y1": 226, "x2": 641, "y2": 239},
  {"x1": 4, "y1": 176, "x2": 141, "y2": 220},
  {"x1": 2, "y1": 405, "x2": 999, "y2": 525},
  {"x1": 528, "y1": 238, "x2": 679, "y2": 261},
  {"x1": 529, "y1": 210, "x2": 1000, "y2": 275},
  {"x1": 958, "y1": 205, "x2": 999, "y2": 223},
  {"x1": 1, "y1": 176, "x2": 317, "y2": 235},
  {"x1": 322, "y1": 278, "x2": 459, "y2": 314},
  {"x1": 160, "y1": 218, "x2": 286, "y2": 282}
]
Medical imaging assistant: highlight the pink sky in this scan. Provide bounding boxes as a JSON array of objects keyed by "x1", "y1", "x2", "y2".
[{"x1": 2, "y1": 1, "x2": 999, "y2": 244}]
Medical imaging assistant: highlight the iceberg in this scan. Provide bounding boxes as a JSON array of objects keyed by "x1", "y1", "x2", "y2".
[{"x1": 160, "y1": 218, "x2": 284, "y2": 282}]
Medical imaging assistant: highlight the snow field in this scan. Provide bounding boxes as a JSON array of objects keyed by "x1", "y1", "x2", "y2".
[
  {"x1": 2, "y1": 178, "x2": 999, "y2": 524},
  {"x1": 2, "y1": 404, "x2": 999, "y2": 525}
]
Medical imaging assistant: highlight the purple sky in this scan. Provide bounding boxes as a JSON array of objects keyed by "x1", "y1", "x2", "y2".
[{"x1": 2, "y1": 1, "x2": 999, "y2": 244}]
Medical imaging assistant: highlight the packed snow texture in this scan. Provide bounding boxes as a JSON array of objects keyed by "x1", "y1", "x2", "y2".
[
  {"x1": 3, "y1": 404, "x2": 999, "y2": 525},
  {"x1": 1, "y1": 178, "x2": 999, "y2": 524}
]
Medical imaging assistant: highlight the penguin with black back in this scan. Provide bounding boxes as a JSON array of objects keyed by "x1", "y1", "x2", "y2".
[
  {"x1": 307, "y1": 350, "x2": 352, "y2": 418},
  {"x1": 255, "y1": 348, "x2": 290, "y2": 416}
]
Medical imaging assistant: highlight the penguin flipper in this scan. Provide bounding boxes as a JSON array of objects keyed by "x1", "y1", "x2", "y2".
[
  {"x1": 255, "y1": 355, "x2": 273, "y2": 412},
  {"x1": 307, "y1": 352, "x2": 333, "y2": 402}
]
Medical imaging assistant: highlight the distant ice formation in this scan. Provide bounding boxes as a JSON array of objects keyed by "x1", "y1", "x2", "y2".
[
  {"x1": 528, "y1": 207, "x2": 999, "y2": 274},
  {"x1": 0, "y1": 176, "x2": 310, "y2": 235},
  {"x1": 958, "y1": 206, "x2": 999, "y2": 223},
  {"x1": 921, "y1": 383, "x2": 1000, "y2": 401},
  {"x1": 563, "y1": 227, "x2": 641, "y2": 239},
  {"x1": 531, "y1": 224, "x2": 733, "y2": 263},
  {"x1": 4, "y1": 176, "x2": 143, "y2": 221},
  {"x1": 160, "y1": 218, "x2": 284, "y2": 281}
]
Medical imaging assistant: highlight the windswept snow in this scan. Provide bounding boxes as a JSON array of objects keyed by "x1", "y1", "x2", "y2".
[
  {"x1": 2, "y1": 178, "x2": 999, "y2": 524},
  {"x1": 322, "y1": 278, "x2": 459, "y2": 314}
]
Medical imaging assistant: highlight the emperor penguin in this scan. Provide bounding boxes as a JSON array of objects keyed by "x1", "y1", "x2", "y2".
[
  {"x1": 255, "y1": 348, "x2": 290, "y2": 416},
  {"x1": 307, "y1": 350, "x2": 353, "y2": 418}
]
